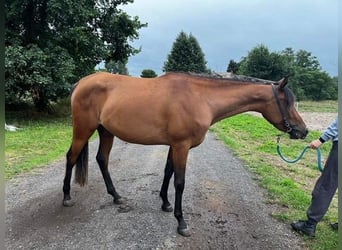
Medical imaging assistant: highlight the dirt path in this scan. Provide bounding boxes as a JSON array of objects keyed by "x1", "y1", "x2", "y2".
[
  {"x1": 298, "y1": 112, "x2": 337, "y2": 132},
  {"x1": 6, "y1": 131, "x2": 311, "y2": 250},
  {"x1": 249, "y1": 112, "x2": 337, "y2": 132}
]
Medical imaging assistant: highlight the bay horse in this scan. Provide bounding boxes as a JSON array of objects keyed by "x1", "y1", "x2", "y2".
[{"x1": 63, "y1": 72, "x2": 308, "y2": 237}]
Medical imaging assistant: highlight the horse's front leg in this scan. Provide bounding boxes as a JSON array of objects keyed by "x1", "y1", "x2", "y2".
[
  {"x1": 160, "y1": 147, "x2": 174, "y2": 212},
  {"x1": 172, "y1": 144, "x2": 191, "y2": 237}
]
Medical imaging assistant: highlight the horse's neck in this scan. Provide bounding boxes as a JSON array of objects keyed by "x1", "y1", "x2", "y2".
[{"x1": 206, "y1": 83, "x2": 272, "y2": 124}]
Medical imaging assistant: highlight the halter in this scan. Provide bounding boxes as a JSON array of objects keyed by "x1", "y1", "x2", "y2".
[{"x1": 271, "y1": 84, "x2": 293, "y2": 133}]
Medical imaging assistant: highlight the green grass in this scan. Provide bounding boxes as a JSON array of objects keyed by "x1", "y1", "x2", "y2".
[
  {"x1": 5, "y1": 115, "x2": 99, "y2": 178},
  {"x1": 211, "y1": 114, "x2": 337, "y2": 250},
  {"x1": 5, "y1": 117, "x2": 73, "y2": 178},
  {"x1": 296, "y1": 100, "x2": 338, "y2": 113}
]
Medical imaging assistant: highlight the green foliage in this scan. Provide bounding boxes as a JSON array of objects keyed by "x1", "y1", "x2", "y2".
[
  {"x1": 163, "y1": 31, "x2": 208, "y2": 73},
  {"x1": 233, "y1": 45, "x2": 337, "y2": 101},
  {"x1": 289, "y1": 68, "x2": 337, "y2": 101},
  {"x1": 227, "y1": 59, "x2": 239, "y2": 73},
  {"x1": 238, "y1": 44, "x2": 291, "y2": 80},
  {"x1": 105, "y1": 60, "x2": 129, "y2": 75},
  {"x1": 5, "y1": 0, "x2": 146, "y2": 110},
  {"x1": 140, "y1": 69, "x2": 158, "y2": 78},
  {"x1": 5, "y1": 44, "x2": 75, "y2": 111}
]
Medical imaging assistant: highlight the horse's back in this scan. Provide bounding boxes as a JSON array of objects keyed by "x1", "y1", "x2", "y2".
[
  {"x1": 74, "y1": 72, "x2": 137, "y2": 92},
  {"x1": 71, "y1": 72, "x2": 211, "y2": 145},
  {"x1": 72, "y1": 72, "x2": 194, "y2": 104}
]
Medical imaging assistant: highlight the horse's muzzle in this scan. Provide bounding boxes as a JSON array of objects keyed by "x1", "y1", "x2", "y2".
[{"x1": 289, "y1": 127, "x2": 308, "y2": 139}]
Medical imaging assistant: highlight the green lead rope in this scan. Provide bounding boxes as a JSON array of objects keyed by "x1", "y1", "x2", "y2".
[{"x1": 276, "y1": 137, "x2": 323, "y2": 172}]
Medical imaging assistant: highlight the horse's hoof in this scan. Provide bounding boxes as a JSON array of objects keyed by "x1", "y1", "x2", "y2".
[
  {"x1": 113, "y1": 197, "x2": 126, "y2": 205},
  {"x1": 161, "y1": 204, "x2": 173, "y2": 212},
  {"x1": 177, "y1": 226, "x2": 191, "y2": 237},
  {"x1": 63, "y1": 199, "x2": 75, "y2": 207}
]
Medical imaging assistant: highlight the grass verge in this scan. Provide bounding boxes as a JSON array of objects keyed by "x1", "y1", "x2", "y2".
[
  {"x1": 211, "y1": 114, "x2": 337, "y2": 250},
  {"x1": 296, "y1": 100, "x2": 338, "y2": 113},
  {"x1": 5, "y1": 117, "x2": 73, "y2": 178},
  {"x1": 5, "y1": 116, "x2": 98, "y2": 178}
]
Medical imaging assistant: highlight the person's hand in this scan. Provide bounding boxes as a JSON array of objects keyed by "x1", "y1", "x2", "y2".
[{"x1": 309, "y1": 139, "x2": 322, "y2": 149}]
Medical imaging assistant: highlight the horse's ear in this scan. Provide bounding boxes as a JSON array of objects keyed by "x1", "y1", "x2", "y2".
[{"x1": 278, "y1": 76, "x2": 289, "y2": 90}]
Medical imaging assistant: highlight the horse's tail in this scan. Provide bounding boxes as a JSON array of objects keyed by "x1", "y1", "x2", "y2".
[{"x1": 75, "y1": 142, "x2": 89, "y2": 186}]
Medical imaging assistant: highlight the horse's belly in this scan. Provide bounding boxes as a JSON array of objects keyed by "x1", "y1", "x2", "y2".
[
  {"x1": 112, "y1": 127, "x2": 169, "y2": 145},
  {"x1": 101, "y1": 113, "x2": 169, "y2": 145}
]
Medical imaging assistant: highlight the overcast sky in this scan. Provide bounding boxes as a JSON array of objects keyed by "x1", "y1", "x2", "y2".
[{"x1": 122, "y1": 0, "x2": 338, "y2": 77}]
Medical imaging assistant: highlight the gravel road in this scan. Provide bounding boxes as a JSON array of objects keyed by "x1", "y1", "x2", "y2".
[
  {"x1": 5, "y1": 131, "x2": 311, "y2": 250},
  {"x1": 298, "y1": 112, "x2": 337, "y2": 132},
  {"x1": 248, "y1": 112, "x2": 336, "y2": 132}
]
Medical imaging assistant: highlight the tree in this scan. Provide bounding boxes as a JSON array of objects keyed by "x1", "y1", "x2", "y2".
[
  {"x1": 233, "y1": 45, "x2": 337, "y2": 101},
  {"x1": 5, "y1": 44, "x2": 75, "y2": 110},
  {"x1": 163, "y1": 31, "x2": 208, "y2": 73},
  {"x1": 141, "y1": 69, "x2": 157, "y2": 78},
  {"x1": 105, "y1": 60, "x2": 129, "y2": 75},
  {"x1": 5, "y1": 0, "x2": 147, "y2": 111},
  {"x1": 294, "y1": 50, "x2": 320, "y2": 71},
  {"x1": 227, "y1": 59, "x2": 239, "y2": 73},
  {"x1": 290, "y1": 68, "x2": 337, "y2": 101},
  {"x1": 281, "y1": 49, "x2": 336, "y2": 101},
  {"x1": 238, "y1": 44, "x2": 290, "y2": 80}
]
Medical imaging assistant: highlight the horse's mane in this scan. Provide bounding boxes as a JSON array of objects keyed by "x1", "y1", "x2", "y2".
[
  {"x1": 283, "y1": 85, "x2": 296, "y2": 108},
  {"x1": 170, "y1": 71, "x2": 296, "y2": 107},
  {"x1": 185, "y1": 72, "x2": 277, "y2": 85}
]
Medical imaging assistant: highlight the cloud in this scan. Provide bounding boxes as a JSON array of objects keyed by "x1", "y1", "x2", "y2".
[{"x1": 122, "y1": 0, "x2": 338, "y2": 77}]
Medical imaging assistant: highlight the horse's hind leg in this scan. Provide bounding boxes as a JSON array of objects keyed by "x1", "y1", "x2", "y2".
[
  {"x1": 63, "y1": 137, "x2": 89, "y2": 207},
  {"x1": 63, "y1": 147, "x2": 75, "y2": 206},
  {"x1": 96, "y1": 125, "x2": 123, "y2": 204},
  {"x1": 63, "y1": 113, "x2": 98, "y2": 207},
  {"x1": 160, "y1": 147, "x2": 174, "y2": 212}
]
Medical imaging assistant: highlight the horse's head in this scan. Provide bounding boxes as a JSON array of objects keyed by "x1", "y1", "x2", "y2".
[{"x1": 262, "y1": 77, "x2": 308, "y2": 139}]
